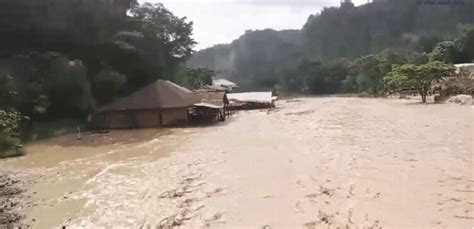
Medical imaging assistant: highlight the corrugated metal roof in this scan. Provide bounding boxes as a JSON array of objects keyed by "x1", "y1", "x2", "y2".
[
  {"x1": 227, "y1": 92, "x2": 274, "y2": 103},
  {"x1": 454, "y1": 63, "x2": 474, "y2": 68},
  {"x1": 194, "y1": 103, "x2": 223, "y2": 109},
  {"x1": 455, "y1": 63, "x2": 474, "y2": 74}
]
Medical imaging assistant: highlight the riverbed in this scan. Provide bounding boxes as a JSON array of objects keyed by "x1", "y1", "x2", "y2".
[{"x1": 1, "y1": 97, "x2": 473, "y2": 228}]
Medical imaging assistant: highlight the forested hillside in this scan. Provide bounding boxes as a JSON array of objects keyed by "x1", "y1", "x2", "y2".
[
  {"x1": 0, "y1": 0, "x2": 202, "y2": 147},
  {"x1": 0, "y1": 0, "x2": 200, "y2": 113},
  {"x1": 188, "y1": 0, "x2": 474, "y2": 91},
  {"x1": 189, "y1": 29, "x2": 303, "y2": 90}
]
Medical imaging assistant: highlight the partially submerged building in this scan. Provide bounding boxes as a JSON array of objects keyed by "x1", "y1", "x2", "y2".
[
  {"x1": 192, "y1": 91, "x2": 229, "y2": 121},
  {"x1": 92, "y1": 80, "x2": 229, "y2": 129},
  {"x1": 454, "y1": 63, "x2": 474, "y2": 77},
  {"x1": 227, "y1": 92, "x2": 277, "y2": 110},
  {"x1": 437, "y1": 63, "x2": 474, "y2": 96},
  {"x1": 93, "y1": 80, "x2": 200, "y2": 129}
]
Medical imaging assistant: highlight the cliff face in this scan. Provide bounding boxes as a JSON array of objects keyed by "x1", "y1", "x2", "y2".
[
  {"x1": 187, "y1": 29, "x2": 303, "y2": 90},
  {"x1": 188, "y1": 0, "x2": 473, "y2": 90}
]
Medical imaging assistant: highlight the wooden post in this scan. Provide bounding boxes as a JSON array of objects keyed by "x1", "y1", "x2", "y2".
[
  {"x1": 158, "y1": 111, "x2": 163, "y2": 126},
  {"x1": 76, "y1": 126, "x2": 82, "y2": 140},
  {"x1": 107, "y1": 112, "x2": 110, "y2": 129},
  {"x1": 132, "y1": 110, "x2": 138, "y2": 128},
  {"x1": 186, "y1": 108, "x2": 189, "y2": 126}
]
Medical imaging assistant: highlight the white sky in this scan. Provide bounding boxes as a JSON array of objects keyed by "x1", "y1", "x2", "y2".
[{"x1": 141, "y1": 0, "x2": 368, "y2": 50}]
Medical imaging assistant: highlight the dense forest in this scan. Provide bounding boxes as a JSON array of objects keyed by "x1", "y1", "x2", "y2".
[
  {"x1": 0, "y1": 0, "x2": 206, "y2": 149},
  {"x1": 188, "y1": 0, "x2": 474, "y2": 92}
]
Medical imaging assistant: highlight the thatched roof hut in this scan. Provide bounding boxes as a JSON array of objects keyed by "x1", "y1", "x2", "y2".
[
  {"x1": 93, "y1": 80, "x2": 201, "y2": 129},
  {"x1": 93, "y1": 80, "x2": 230, "y2": 129},
  {"x1": 98, "y1": 80, "x2": 200, "y2": 112}
]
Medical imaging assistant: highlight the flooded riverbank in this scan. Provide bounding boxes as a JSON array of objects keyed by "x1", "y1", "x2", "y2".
[{"x1": 1, "y1": 97, "x2": 473, "y2": 228}]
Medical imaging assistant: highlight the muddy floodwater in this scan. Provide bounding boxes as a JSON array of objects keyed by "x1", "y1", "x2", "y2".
[{"x1": 1, "y1": 97, "x2": 473, "y2": 228}]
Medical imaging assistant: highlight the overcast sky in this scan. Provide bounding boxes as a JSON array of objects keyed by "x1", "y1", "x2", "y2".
[{"x1": 141, "y1": 0, "x2": 367, "y2": 50}]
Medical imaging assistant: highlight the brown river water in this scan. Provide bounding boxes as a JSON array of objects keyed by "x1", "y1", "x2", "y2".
[{"x1": 1, "y1": 97, "x2": 473, "y2": 228}]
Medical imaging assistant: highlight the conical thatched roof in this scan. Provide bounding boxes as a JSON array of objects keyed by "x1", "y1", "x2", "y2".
[{"x1": 98, "y1": 80, "x2": 200, "y2": 112}]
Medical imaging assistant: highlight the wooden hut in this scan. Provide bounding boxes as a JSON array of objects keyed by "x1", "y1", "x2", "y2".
[{"x1": 92, "y1": 80, "x2": 200, "y2": 129}]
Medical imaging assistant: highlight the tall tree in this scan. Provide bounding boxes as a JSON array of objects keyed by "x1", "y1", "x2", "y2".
[
  {"x1": 429, "y1": 40, "x2": 468, "y2": 63},
  {"x1": 178, "y1": 68, "x2": 215, "y2": 89},
  {"x1": 349, "y1": 54, "x2": 388, "y2": 95},
  {"x1": 108, "y1": 3, "x2": 196, "y2": 92},
  {"x1": 384, "y1": 61, "x2": 455, "y2": 103},
  {"x1": 458, "y1": 24, "x2": 474, "y2": 61}
]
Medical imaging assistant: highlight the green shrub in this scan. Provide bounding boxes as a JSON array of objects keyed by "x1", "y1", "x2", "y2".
[{"x1": 0, "y1": 110, "x2": 22, "y2": 151}]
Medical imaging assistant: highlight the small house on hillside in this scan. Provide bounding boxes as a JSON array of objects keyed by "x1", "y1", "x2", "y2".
[
  {"x1": 92, "y1": 80, "x2": 201, "y2": 129},
  {"x1": 212, "y1": 79, "x2": 238, "y2": 91}
]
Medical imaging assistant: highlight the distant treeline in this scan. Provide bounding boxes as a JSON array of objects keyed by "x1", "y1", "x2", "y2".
[{"x1": 188, "y1": 0, "x2": 474, "y2": 93}]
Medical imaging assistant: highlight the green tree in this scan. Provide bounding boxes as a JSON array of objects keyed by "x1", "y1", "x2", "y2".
[
  {"x1": 9, "y1": 52, "x2": 52, "y2": 117},
  {"x1": 109, "y1": 3, "x2": 196, "y2": 92},
  {"x1": 417, "y1": 35, "x2": 443, "y2": 53},
  {"x1": 0, "y1": 0, "x2": 203, "y2": 144},
  {"x1": 384, "y1": 61, "x2": 455, "y2": 103},
  {"x1": 0, "y1": 75, "x2": 22, "y2": 151},
  {"x1": 304, "y1": 61, "x2": 348, "y2": 94},
  {"x1": 429, "y1": 40, "x2": 468, "y2": 63},
  {"x1": 280, "y1": 61, "x2": 308, "y2": 93},
  {"x1": 341, "y1": 75, "x2": 358, "y2": 93},
  {"x1": 0, "y1": 0, "x2": 136, "y2": 63},
  {"x1": 302, "y1": 0, "x2": 472, "y2": 61},
  {"x1": 458, "y1": 24, "x2": 474, "y2": 61},
  {"x1": 349, "y1": 54, "x2": 389, "y2": 95},
  {"x1": 47, "y1": 57, "x2": 95, "y2": 117},
  {"x1": 279, "y1": 59, "x2": 348, "y2": 94},
  {"x1": 93, "y1": 69, "x2": 127, "y2": 105},
  {"x1": 181, "y1": 68, "x2": 215, "y2": 89},
  {"x1": 0, "y1": 75, "x2": 17, "y2": 109}
]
